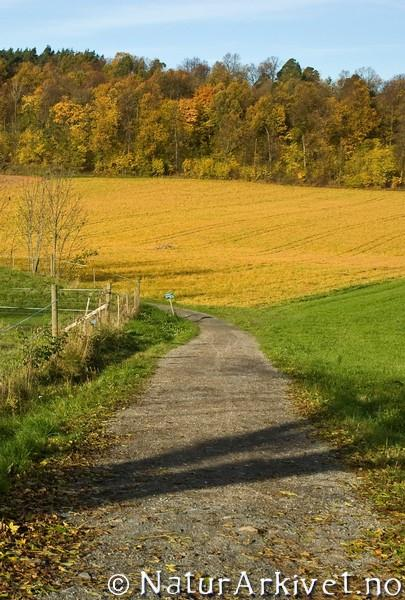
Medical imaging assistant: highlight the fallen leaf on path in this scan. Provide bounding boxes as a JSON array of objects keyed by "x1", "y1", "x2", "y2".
[{"x1": 279, "y1": 490, "x2": 298, "y2": 497}]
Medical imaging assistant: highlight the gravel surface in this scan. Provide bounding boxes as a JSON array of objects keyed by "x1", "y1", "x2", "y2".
[{"x1": 46, "y1": 307, "x2": 385, "y2": 599}]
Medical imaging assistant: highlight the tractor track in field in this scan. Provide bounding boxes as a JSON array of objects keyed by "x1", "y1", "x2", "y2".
[{"x1": 45, "y1": 307, "x2": 388, "y2": 599}]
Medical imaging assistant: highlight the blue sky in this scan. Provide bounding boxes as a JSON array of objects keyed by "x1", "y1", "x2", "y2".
[{"x1": 0, "y1": 0, "x2": 404, "y2": 80}]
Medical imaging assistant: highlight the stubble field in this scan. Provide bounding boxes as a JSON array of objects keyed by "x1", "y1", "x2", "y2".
[
  {"x1": 76, "y1": 178, "x2": 405, "y2": 305},
  {"x1": 3, "y1": 176, "x2": 405, "y2": 305}
]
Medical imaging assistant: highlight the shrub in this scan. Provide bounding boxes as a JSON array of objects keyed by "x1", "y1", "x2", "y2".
[
  {"x1": 182, "y1": 157, "x2": 241, "y2": 179},
  {"x1": 239, "y1": 165, "x2": 272, "y2": 181},
  {"x1": 182, "y1": 157, "x2": 278, "y2": 182},
  {"x1": 108, "y1": 153, "x2": 138, "y2": 175},
  {"x1": 214, "y1": 158, "x2": 240, "y2": 179},
  {"x1": 342, "y1": 141, "x2": 397, "y2": 188},
  {"x1": 151, "y1": 158, "x2": 165, "y2": 176}
]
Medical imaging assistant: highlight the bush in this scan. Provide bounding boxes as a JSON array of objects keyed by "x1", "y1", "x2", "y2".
[
  {"x1": 151, "y1": 158, "x2": 165, "y2": 176},
  {"x1": 95, "y1": 153, "x2": 138, "y2": 175},
  {"x1": 239, "y1": 165, "x2": 272, "y2": 181},
  {"x1": 213, "y1": 158, "x2": 240, "y2": 179},
  {"x1": 22, "y1": 329, "x2": 65, "y2": 370},
  {"x1": 182, "y1": 157, "x2": 240, "y2": 179},
  {"x1": 342, "y1": 141, "x2": 397, "y2": 188},
  {"x1": 182, "y1": 157, "x2": 276, "y2": 182}
]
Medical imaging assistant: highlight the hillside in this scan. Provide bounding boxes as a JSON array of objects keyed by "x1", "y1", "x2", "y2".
[{"x1": 64, "y1": 178, "x2": 405, "y2": 305}]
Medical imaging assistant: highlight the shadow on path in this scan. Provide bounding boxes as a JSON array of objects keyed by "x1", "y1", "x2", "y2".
[{"x1": 58, "y1": 420, "x2": 341, "y2": 511}]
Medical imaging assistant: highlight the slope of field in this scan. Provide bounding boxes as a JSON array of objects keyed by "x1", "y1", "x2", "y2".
[
  {"x1": 3, "y1": 177, "x2": 405, "y2": 305},
  {"x1": 79, "y1": 178, "x2": 405, "y2": 305},
  {"x1": 211, "y1": 279, "x2": 405, "y2": 514}
]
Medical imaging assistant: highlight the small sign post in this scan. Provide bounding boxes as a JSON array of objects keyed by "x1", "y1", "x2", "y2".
[{"x1": 164, "y1": 291, "x2": 175, "y2": 316}]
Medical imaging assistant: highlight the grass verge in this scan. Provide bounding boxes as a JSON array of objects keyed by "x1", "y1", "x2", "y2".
[{"x1": 0, "y1": 304, "x2": 197, "y2": 598}]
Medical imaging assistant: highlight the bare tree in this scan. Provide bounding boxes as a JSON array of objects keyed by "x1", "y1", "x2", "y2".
[
  {"x1": 355, "y1": 67, "x2": 383, "y2": 94},
  {"x1": 43, "y1": 175, "x2": 87, "y2": 277},
  {"x1": 16, "y1": 179, "x2": 48, "y2": 273},
  {"x1": 258, "y1": 57, "x2": 280, "y2": 83},
  {"x1": 16, "y1": 175, "x2": 87, "y2": 276}
]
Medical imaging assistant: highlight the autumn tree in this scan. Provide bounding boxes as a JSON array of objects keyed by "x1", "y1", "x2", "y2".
[
  {"x1": 0, "y1": 181, "x2": 10, "y2": 252},
  {"x1": 212, "y1": 80, "x2": 253, "y2": 161},
  {"x1": 9, "y1": 62, "x2": 41, "y2": 132},
  {"x1": 90, "y1": 83, "x2": 120, "y2": 170},
  {"x1": 379, "y1": 76, "x2": 405, "y2": 183},
  {"x1": 0, "y1": 46, "x2": 403, "y2": 187},
  {"x1": 247, "y1": 96, "x2": 286, "y2": 170},
  {"x1": 160, "y1": 99, "x2": 190, "y2": 172},
  {"x1": 133, "y1": 91, "x2": 167, "y2": 173},
  {"x1": 49, "y1": 99, "x2": 91, "y2": 169},
  {"x1": 336, "y1": 75, "x2": 377, "y2": 153}
]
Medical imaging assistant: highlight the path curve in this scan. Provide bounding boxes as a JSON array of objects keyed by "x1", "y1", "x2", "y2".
[{"x1": 48, "y1": 307, "x2": 382, "y2": 599}]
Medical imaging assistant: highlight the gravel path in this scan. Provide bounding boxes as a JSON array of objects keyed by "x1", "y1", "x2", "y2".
[{"x1": 47, "y1": 308, "x2": 384, "y2": 599}]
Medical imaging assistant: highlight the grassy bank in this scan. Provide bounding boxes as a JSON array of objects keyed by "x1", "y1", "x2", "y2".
[
  {"x1": 0, "y1": 304, "x2": 197, "y2": 491},
  {"x1": 205, "y1": 279, "x2": 405, "y2": 516}
]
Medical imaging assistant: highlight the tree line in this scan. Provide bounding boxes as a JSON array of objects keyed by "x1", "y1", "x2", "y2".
[{"x1": 0, "y1": 47, "x2": 404, "y2": 187}]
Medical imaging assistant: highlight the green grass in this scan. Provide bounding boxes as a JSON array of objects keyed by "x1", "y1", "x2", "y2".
[
  {"x1": 0, "y1": 304, "x2": 198, "y2": 491},
  {"x1": 203, "y1": 279, "x2": 405, "y2": 514}
]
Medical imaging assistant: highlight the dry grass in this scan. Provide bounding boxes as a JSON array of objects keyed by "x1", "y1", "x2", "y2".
[{"x1": 4, "y1": 176, "x2": 405, "y2": 306}]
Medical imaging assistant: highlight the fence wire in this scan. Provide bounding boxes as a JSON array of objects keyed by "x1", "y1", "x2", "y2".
[
  {"x1": 0, "y1": 303, "x2": 52, "y2": 336},
  {"x1": 0, "y1": 287, "x2": 107, "y2": 337}
]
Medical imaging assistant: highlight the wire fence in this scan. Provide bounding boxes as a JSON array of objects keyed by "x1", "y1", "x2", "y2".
[
  {"x1": 0, "y1": 280, "x2": 140, "y2": 341},
  {"x1": 0, "y1": 281, "x2": 142, "y2": 397},
  {"x1": 0, "y1": 248, "x2": 143, "y2": 402},
  {"x1": 0, "y1": 303, "x2": 52, "y2": 335}
]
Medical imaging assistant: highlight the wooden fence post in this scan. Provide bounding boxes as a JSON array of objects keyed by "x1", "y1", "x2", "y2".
[
  {"x1": 51, "y1": 284, "x2": 59, "y2": 337},
  {"x1": 105, "y1": 282, "x2": 112, "y2": 322},
  {"x1": 134, "y1": 278, "x2": 141, "y2": 316},
  {"x1": 117, "y1": 294, "x2": 121, "y2": 326}
]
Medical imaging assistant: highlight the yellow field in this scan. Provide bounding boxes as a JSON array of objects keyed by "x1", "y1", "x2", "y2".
[{"x1": 6, "y1": 177, "x2": 405, "y2": 306}]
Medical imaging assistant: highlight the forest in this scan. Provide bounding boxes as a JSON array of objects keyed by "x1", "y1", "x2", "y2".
[{"x1": 0, "y1": 46, "x2": 404, "y2": 187}]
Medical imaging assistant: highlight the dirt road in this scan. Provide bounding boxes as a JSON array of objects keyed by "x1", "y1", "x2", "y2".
[{"x1": 47, "y1": 308, "x2": 384, "y2": 599}]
